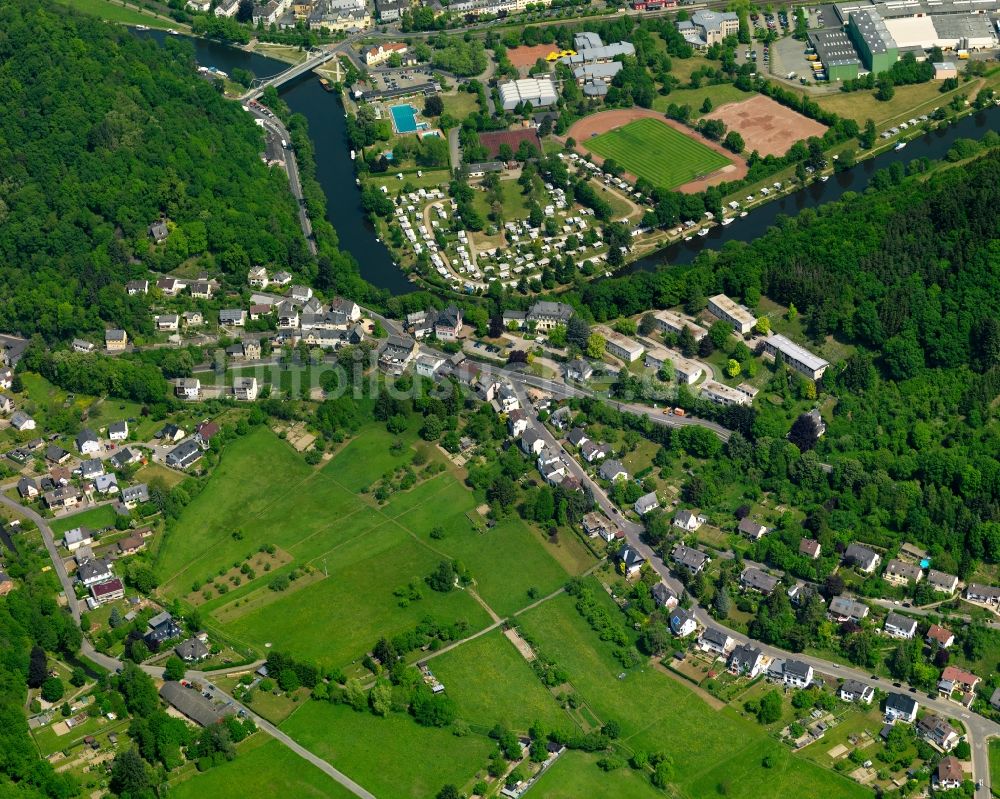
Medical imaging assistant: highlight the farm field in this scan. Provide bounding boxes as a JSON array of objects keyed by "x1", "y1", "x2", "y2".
[
  {"x1": 428, "y1": 630, "x2": 570, "y2": 732},
  {"x1": 169, "y1": 737, "x2": 353, "y2": 799},
  {"x1": 156, "y1": 424, "x2": 590, "y2": 669},
  {"x1": 281, "y1": 701, "x2": 492, "y2": 799},
  {"x1": 517, "y1": 586, "x2": 870, "y2": 799},
  {"x1": 586, "y1": 117, "x2": 732, "y2": 190}
]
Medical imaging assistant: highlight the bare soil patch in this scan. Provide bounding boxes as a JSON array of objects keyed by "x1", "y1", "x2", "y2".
[
  {"x1": 508, "y1": 43, "x2": 561, "y2": 68},
  {"x1": 704, "y1": 94, "x2": 828, "y2": 157},
  {"x1": 563, "y1": 107, "x2": 747, "y2": 193}
]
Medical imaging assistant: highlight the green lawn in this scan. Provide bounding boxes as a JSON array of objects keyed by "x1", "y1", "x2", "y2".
[
  {"x1": 170, "y1": 736, "x2": 354, "y2": 799},
  {"x1": 428, "y1": 630, "x2": 570, "y2": 732},
  {"x1": 990, "y1": 739, "x2": 1000, "y2": 794},
  {"x1": 50, "y1": 505, "x2": 119, "y2": 536},
  {"x1": 517, "y1": 587, "x2": 870, "y2": 799},
  {"x1": 471, "y1": 177, "x2": 533, "y2": 221},
  {"x1": 585, "y1": 118, "x2": 731, "y2": 190},
  {"x1": 651, "y1": 83, "x2": 755, "y2": 118},
  {"x1": 532, "y1": 750, "x2": 665, "y2": 799},
  {"x1": 61, "y1": 0, "x2": 178, "y2": 27},
  {"x1": 280, "y1": 701, "x2": 492, "y2": 799}
]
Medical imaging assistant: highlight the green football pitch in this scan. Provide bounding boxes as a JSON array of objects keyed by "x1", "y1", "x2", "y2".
[{"x1": 586, "y1": 117, "x2": 731, "y2": 189}]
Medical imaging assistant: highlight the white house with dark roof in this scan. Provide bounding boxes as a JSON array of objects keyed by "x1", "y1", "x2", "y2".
[
  {"x1": 673, "y1": 509, "x2": 705, "y2": 531},
  {"x1": 10, "y1": 411, "x2": 35, "y2": 431},
  {"x1": 884, "y1": 692, "x2": 918, "y2": 723},
  {"x1": 828, "y1": 595, "x2": 869, "y2": 623},
  {"x1": 782, "y1": 660, "x2": 814, "y2": 688},
  {"x1": 76, "y1": 428, "x2": 100, "y2": 455},
  {"x1": 651, "y1": 582, "x2": 678, "y2": 610},
  {"x1": 927, "y1": 569, "x2": 958, "y2": 594},
  {"x1": 884, "y1": 558, "x2": 922, "y2": 586},
  {"x1": 843, "y1": 543, "x2": 881, "y2": 573},
  {"x1": 519, "y1": 429, "x2": 545, "y2": 457},
  {"x1": 737, "y1": 517, "x2": 768, "y2": 540},
  {"x1": 526, "y1": 301, "x2": 573, "y2": 331},
  {"x1": 740, "y1": 566, "x2": 779, "y2": 595},
  {"x1": 699, "y1": 627, "x2": 733, "y2": 656},
  {"x1": 598, "y1": 459, "x2": 627, "y2": 482},
  {"x1": 728, "y1": 644, "x2": 765, "y2": 678},
  {"x1": 616, "y1": 546, "x2": 646, "y2": 578},
  {"x1": 669, "y1": 607, "x2": 697, "y2": 638},
  {"x1": 799, "y1": 538, "x2": 821, "y2": 559},
  {"x1": 839, "y1": 679, "x2": 874, "y2": 704},
  {"x1": 917, "y1": 713, "x2": 959, "y2": 751},
  {"x1": 883, "y1": 611, "x2": 917, "y2": 639},
  {"x1": 108, "y1": 421, "x2": 128, "y2": 441},
  {"x1": 966, "y1": 583, "x2": 1000, "y2": 607},
  {"x1": 634, "y1": 492, "x2": 660, "y2": 516},
  {"x1": 671, "y1": 544, "x2": 710, "y2": 575}
]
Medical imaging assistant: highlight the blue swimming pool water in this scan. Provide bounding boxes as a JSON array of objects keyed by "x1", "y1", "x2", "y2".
[{"x1": 390, "y1": 104, "x2": 418, "y2": 133}]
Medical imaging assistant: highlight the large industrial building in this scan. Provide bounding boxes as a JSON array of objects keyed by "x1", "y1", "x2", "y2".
[
  {"x1": 847, "y1": 9, "x2": 900, "y2": 72},
  {"x1": 836, "y1": 0, "x2": 998, "y2": 53},
  {"x1": 810, "y1": 29, "x2": 863, "y2": 80},
  {"x1": 498, "y1": 78, "x2": 558, "y2": 111}
]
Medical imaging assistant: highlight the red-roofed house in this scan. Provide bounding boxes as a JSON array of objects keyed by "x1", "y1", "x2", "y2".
[
  {"x1": 939, "y1": 665, "x2": 980, "y2": 695},
  {"x1": 926, "y1": 624, "x2": 955, "y2": 649}
]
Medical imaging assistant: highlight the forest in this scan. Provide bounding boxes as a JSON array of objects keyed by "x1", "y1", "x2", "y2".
[{"x1": 0, "y1": 1, "x2": 321, "y2": 343}]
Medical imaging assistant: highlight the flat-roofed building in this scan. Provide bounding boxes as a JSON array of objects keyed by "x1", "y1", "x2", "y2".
[
  {"x1": 762, "y1": 334, "x2": 829, "y2": 380},
  {"x1": 707, "y1": 294, "x2": 756, "y2": 334},
  {"x1": 498, "y1": 78, "x2": 558, "y2": 111},
  {"x1": 809, "y1": 28, "x2": 863, "y2": 81},
  {"x1": 700, "y1": 380, "x2": 751, "y2": 407},
  {"x1": 654, "y1": 310, "x2": 707, "y2": 341},
  {"x1": 594, "y1": 327, "x2": 644, "y2": 363},
  {"x1": 848, "y1": 9, "x2": 898, "y2": 72}
]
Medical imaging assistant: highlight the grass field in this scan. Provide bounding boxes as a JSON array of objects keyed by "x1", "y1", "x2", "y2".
[
  {"x1": 156, "y1": 425, "x2": 592, "y2": 668},
  {"x1": 586, "y1": 118, "x2": 731, "y2": 190},
  {"x1": 50, "y1": 505, "x2": 119, "y2": 536},
  {"x1": 532, "y1": 750, "x2": 665, "y2": 799},
  {"x1": 61, "y1": 0, "x2": 177, "y2": 28},
  {"x1": 281, "y1": 701, "x2": 492, "y2": 799},
  {"x1": 517, "y1": 586, "x2": 870, "y2": 799},
  {"x1": 428, "y1": 630, "x2": 570, "y2": 732},
  {"x1": 170, "y1": 737, "x2": 353, "y2": 799},
  {"x1": 651, "y1": 83, "x2": 754, "y2": 118},
  {"x1": 991, "y1": 739, "x2": 1000, "y2": 794}
]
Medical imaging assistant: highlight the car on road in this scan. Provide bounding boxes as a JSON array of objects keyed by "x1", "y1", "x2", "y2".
[{"x1": 892, "y1": 682, "x2": 902, "y2": 688}]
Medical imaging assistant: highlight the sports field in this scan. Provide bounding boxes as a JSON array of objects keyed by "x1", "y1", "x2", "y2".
[{"x1": 585, "y1": 117, "x2": 732, "y2": 190}]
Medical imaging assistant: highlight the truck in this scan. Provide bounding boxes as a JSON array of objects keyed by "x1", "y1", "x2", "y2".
[
  {"x1": 673, "y1": 408, "x2": 686, "y2": 417},
  {"x1": 957, "y1": 49, "x2": 969, "y2": 59}
]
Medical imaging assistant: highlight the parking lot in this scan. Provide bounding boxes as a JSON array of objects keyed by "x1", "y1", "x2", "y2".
[{"x1": 368, "y1": 66, "x2": 436, "y2": 93}]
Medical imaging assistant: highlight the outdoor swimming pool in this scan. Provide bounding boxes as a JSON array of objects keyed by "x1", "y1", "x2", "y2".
[{"x1": 390, "y1": 104, "x2": 420, "y2": 133}]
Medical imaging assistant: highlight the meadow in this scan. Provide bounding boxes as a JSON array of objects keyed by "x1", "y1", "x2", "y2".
[
  {"x1": 169, "y1": 737, "x2": 354, "y2": 799},
  {"x1": 517, "y1": 586, "x2": 870, "y2": 799},
  {"x1": 155, "y1": 425, "x2": 594, "y2": 668},
  {"x1": 586, "y1": 118, "x2": 731, "y2": 189}
]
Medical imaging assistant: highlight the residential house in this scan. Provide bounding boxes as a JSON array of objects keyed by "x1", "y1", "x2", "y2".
[
  {"x1": 175, "y1": 378, "x2": 200, "y2": 401},
  {"x1": 548, "y1": 406, "x2": 571, "y2": 430},
  {"x1": 917, "y1": 713, "x2": 960, "y2": 751},
  {"x1": 378, "y1": 335, "x2": 417, "y2": 374},
  {"x1": 155, "y1": 314, "x2": 179, "y2": 332},
  {"x1": 434, "y1": 306, "x2": 463, "y2": 340},
  {"x1": 80, "y1": 458, "x2": 104, "y2": 479},
  {"x1": 189, "y1": 280, "x2": 214, "y2": 300},
  {"x1": 935, "y1": 756, "x2": 964, "y2": 790},
  {"x1": 497, "y1": 385, "x2": 520, "y2": 413},
  {"x1": 673, "y1": 509, "x2": 705, "y2": 532},
  {"x1": 406, "y1": 309, "x2": 435, "y2": 339},
  {"x1": 699, "y1": 627, "x2": 733, "y2": 656},
  {"x1": 740, "y1": 566, "x2": 779, "y2": 595},
  {"x1": 788, "y1": 582, "x2": 822, "y2": 607},
  {"x1": 519, "y1": 429, "x2": 545, "y2": 457},
  {"x1": 247, "y1": 265, "x2": 269, "y2": 288},
  {"x1": 651, "y1": 582, "x2": 678, "y2": 610},
  {"x1": 965, "y1": 583, "x2": 1000, "y2": 607},
  {"x1": 673, "y1": 357, "x2": 704, "y2": 385},
  {"x1": 166, "y1": 438, "x2": 204, "y2": 470},
  {"x1": 883, "y1": 611, "x2": 917, "y2": 639},
  {"x1": 16, "y1": 477, "x2": 38, "y2": 500},
  {"x1": 669, "y1": 607, "x2": 697, "y2": 638},
  {"x1": 0, "y1": 394, "x2": 14, "y2": 414},
  {"x1": 116, "y1": 534, "x2": 147, "y2": 557},
  {"x1": 799, "y1": 538, "x2": 821, "y2": 559},
  {"x1": 598, "y1": 459, "x2": 627, "y2": 482},
  {"x1": 783, "y1": 660, "x2": 814, "y2": 689},
  {"x1": 928, "y1": 569, "x2": 959, "y2": 594},
  {"x1": 582, "y1": 511, "x2": 614, "y2": 540},
  {"x1": 182, "y1": 311, "x2": 204, "y2": 327},
  {"x1": 45, "y1": 444, "x2": 71, "y2": 464},
  {"x1": 502, "y1": 309, "x2": 527, "y2": 330},
  {"x1": 271, "y1": 270, "x2": 292, "y2": 286},
  {"x1": 76, "y1": 428, "x2": 100, "y2": 455},
  {"x1": 595, "y1": 326, "x2": 644, "y2": 363},
  {"x1": 109, "y1": 421, "x2": 128, "y2": 441},
  {"x1": 507, "y1": 409, "x2": 529, "y2": 438},
  {"x1": 46, "y1": 486, "x2": 81, "y2": 510},
  {"x1": 156, "y1": 277, "x2": 182, "y2": 296},
  {"x1": 616, "y1": 546, "x2": 645, "y2": 578},
  {"x1": 145, "y1": 612, "x2": 182, "y2": 647},
  {"x1": 0, "y1": 573, "x2": 14, "y2": 597},
  {"x1": 762, "y1": 334, "x2": 829, "y2": 380},
  {"x1": 884, "y1": 692, "x2": 918, "y2": 723},
  {"x1": 728, "y1": 644, "x2": 765, "y2": 678},
  {"x1": 105, "y1": 329, "x2": 128, "y2": 352},
  {"x1": 149, "y1": 221, "x2": 169, "y2": 242},
  {"x1": 415, "y1": 355, "x2": 445, "y2": 378},
  {"x1": 77, "y1": 559, "x2": 114, "y2": 587},
  {"x1": 249, "y1": 304, "x2": 271, "y2": 321},
  {"x1": 109, "y1": 446, "x2": 139, "y2": 469},
  {"x1": 196, "y1": 422, "x2": 219, "y2": 443},
  {"x1": 72, "y1": 339, "x2": 96, "y2": 353},
  {"x1": 365, "y1": 41, "x2": 408, "y2": 66},
  {"x1": 219, "y1": 309, "x2": 246, "y2": 327},
  {"x1": 233, "y1": 377, "x2": 258, "y2": 401},
  {"x1": 63, "y1": 527, "x2": 94, "y2": 552},
  {"x1": 939, "y1": 666, "x2": 980, "y2": 695},
  {"x1": 926, "y1": 624, "x2": 955, "y2": 649},
  {"x1": 90, "y1": 578, "x2": 125, "y2": 605},
  {"x1": 564, "y1": 359, "x2": 594, "y2": 381},
  {"x1": 737, "y1": 517, "x2": 768, "y2": 541},
  {"x1": 707, "y1": 294, "x2": 756, "y2": 335},
  {"x1": 671, "y1": 544, "x2": 710, "y2": 575},
  {"x1": 843, "y1": 543, "x2": 881, "y2": 574},
  {"x1": 94, "y1": 473, "x2": 119, "y2": 495},
  {"x1": 121, "y1": 484, "x2": 150, "y2": 508},
  {"x1": 839, "y1": 679, "x2": 875, "y2": 704},
  {"x1": 884, "y1": 559, "x2": 922, "y2": 586},
  {"x1": 566, "y1": 427, "x2": 589, "y2": 448},
  {"x1": 634, "y1": 492, "x2": 660, "y2": 516},
  {"x1": 330, "y1": 297, "x2": 361, "y2": 323},
  {"x1": 11, "y1": 411, "x2": 36, "y2": 431},
  {"x1": 274, "y1": 300, "x2": 299, "y2": 330},
  {"x1": 125, "y1": 280, "x2": 149, "y2": 296},
  {"x1": 526, "y1": 301, "x2": 574, "y2": 331},
  {"x1": 175, "y1": 637, "x2": 210, "y2": 662},
  {"x1": 828, "y1": 595, "x2": 869, "y2": 623},
  {"x1": 287, "y1": 285, "x2": 313, "y2": 303},
  {"x1": 580, "y1": 440, "x2": 611, "y2": 464}
]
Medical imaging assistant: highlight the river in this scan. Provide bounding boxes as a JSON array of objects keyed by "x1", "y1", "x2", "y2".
[{"x1": 132, "y1": 30, "x2": 998, "y2": 293}]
